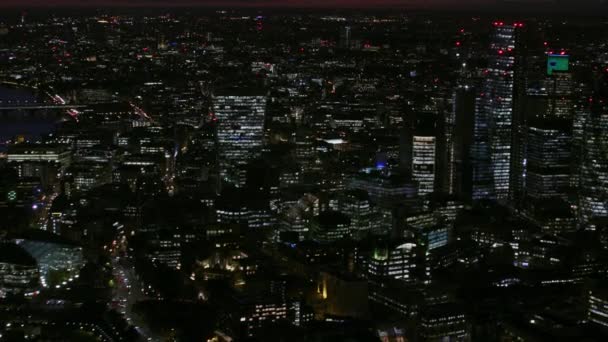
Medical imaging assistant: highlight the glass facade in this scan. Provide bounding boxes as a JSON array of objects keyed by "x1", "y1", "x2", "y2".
[{"x1": 213, "y1": 95, "x2": 266, "y2": 187}]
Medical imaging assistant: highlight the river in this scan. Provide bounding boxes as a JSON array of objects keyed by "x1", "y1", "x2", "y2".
[{"x1": 0, "y1": 85, "x2": 58, "y2": 150}]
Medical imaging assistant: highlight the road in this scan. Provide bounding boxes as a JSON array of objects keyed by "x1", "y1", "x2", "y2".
[
  {"x1": 35, "y1": 191, "x2": 58, "y2": 231},
  {"x1": 110, "y1": 232, "x2": 160, "y2": 341}
]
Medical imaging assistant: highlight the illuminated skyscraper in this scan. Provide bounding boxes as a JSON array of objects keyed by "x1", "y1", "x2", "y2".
[
  {"x1": 572, "y1": 100, "x2": 590, "y2": 189},
  {"x1": 472, "y1": 22, "x2": 522, "y2": 201},
  {"x1": 213, "y1": 94, "x2": 266, "y2": 187},
  {"x1": 579, "y1": 95, "x2": 608, "y2": 229},
  {"x1": 471, "y1": 95, "x2": 495, "y2": 200},
  {"x1": 405, "y1": 115, "x2": 441, "y2": 196},
  {"x1": 545, "y1": 70, "x2": 573, "y2": 119},
  {"x1": 526, "y1": 119, "x2": 572, "y2": 200},
  {"x1": 412, "y1": 136, "x2": 437, "y2": 196},
  {"x1": 511, "y1": 54, "x2": 574, "y2": 207}
]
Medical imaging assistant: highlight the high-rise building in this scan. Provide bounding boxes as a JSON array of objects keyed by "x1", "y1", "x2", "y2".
[
  {"x1": 472, "y1": 22, "x2": 522, "y2": 202},
  {"x1": 577, "y1": 70, "x2": 608, "y2": 229},
  {"x1": 471, "y1": 96, "x2": 495, "y2": 200},
  {"x1": 412, "y1": 136, "x2": 437, "y2": 196},
  {"x1": 572, "y1": 101, "x2": 590, "y2": 189},
  {"x1": 451, "y1": 86, "x2": 476, "y2": 200},
  {"x1": 512, "y1": 54, "x2": 574, "y2": 207},
  {"x1": 339, "y1": 26, "x2": 352, "y2": 49},
  {"x1": 579, "y1": 98, "x2": 608, "y2": 229},
  {"x1": 545, "y1": 61, "x2": 573, "y2": 119},
  {"x1": 404, "y1": 114, "x2": 444, "y2": 196},
  {"x1": 213, "y1": 93, "x2": 266, "y2": 187},
  {"x1": 525, "y1": 119, "x2": 572, "y2": 200}
]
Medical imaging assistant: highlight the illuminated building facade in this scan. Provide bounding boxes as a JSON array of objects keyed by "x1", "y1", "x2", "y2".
[
  {"x1": 7, "y1": 145, "x2": 71, "y2": 188},
  {"x1": 472, "y1": 22, "x2": 521, "y2": 201},
  {"x1": 420, "y1": 304, "x2": 470, "y2": 341},
  {"x1": 545, "y1": 71, "x2": 573, "y2": 119},
  {"x1": 579, "y1": 104, "x2": 608, "y2": 228},
  {"x1": 213, "y1": 94, "x2": 266, "y2": 187},
  {"x1": 349, "y1": 170, "x2": 418, "y2": 204},
  {"x1": 404, "y1": 112, "x2": 443, "y2": 197},
  {"x1": 337, "y1": 190, "x2": 373, "y2": 240},
  {"x1": 0, "y1": 243, "x2": 39, "y2": 298},
  {"x1": 525, "y1": 120, "x2": 572, "y2": 200},
  {"x1": 15, "y1": 239, "x2": 84, "y2": 289},
  {"x1": 412, "y1": 135, "x2": 437, "y2": 196},
  {"x1": 588, "y1": 287, "x2": 608, "y2": 328},
  {"x1": 471, "y1": 96, "x2": 494, "y2": 200},
  {"x1": 368, "y1": 242, "x2": 420, "y2": 284}
]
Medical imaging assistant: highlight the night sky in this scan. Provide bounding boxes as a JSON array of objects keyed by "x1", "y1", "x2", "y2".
[
  {"x1": 0, "y1": 0, "x2": 605, "y2": 17},
  {"x1": 1, "y1": 0, "x2": 429, "y2": 7},
  {"x1": 0, "y1": 0, "x2": 605, "y2": 11}
]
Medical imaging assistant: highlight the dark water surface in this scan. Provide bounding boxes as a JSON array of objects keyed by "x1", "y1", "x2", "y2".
[{"x1": 0, "y1": 85, "x2": 57, "y2": 149}]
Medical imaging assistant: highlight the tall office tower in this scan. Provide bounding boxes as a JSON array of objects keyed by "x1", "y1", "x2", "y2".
[
  {"x1": 412, "y1": 137, "x2": 436, "y2": 196},
  {"x1": 445, "y1": 99, "x2": 456, "y2": 195},
  {"x1": 339, "y1": 26, "x2": 352, "y2": 49},
  {"x1": 547, "y1": 77, "x2": 573, "y2": 118},
  {"x1": 513, "y1": 54, "x2": 574, "y2": 207},
  {"x1": 433, "y1": 92, "x2": 458, "y2": 197},
  {"x1": 520, "y1": 54, "x2": 574, "y2": 202},
  {"x1": 473, "y1": 22, "x2": 522, "y2": 202},
  {"x1": 578, "y1": 76, "x2": 608, "y2": 229},
  {"x1": 213, "y1": 93, "x2": 266, "y2": 187},
  {"x1": 525, "y1": 119, "x2": 572, "y2": 200},
  {"x1": 435, "y1": 96, "x2": 451, "y2": 194},
  {"x1": 295, "y1": 129, "x2": 318, "y2": 172},
  {"x1": 471, "y1": 97, "x2": 495, "y2": 200},
  {"x1": 407, "y1": 115, "x2": 441, "y2": 196},
  {"x1": 571, "y1": 100, "x2": 591, "y2": 189},
  {"x1": 451, "y1": 86, "x2": 476, "y2": 200},
  {"x1": 543, "y1": 53, "x2": 574, "y2": 119}
]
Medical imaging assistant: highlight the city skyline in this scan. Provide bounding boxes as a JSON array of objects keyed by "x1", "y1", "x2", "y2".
[{"x1": 1, "y1": 5, "x2": 608, "y2": 342}]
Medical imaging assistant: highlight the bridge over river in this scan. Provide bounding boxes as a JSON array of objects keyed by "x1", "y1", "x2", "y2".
[{"x1": 0, "y1": 83, "x2": 78, "y2": 147}]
